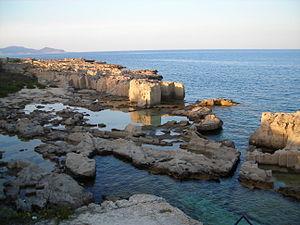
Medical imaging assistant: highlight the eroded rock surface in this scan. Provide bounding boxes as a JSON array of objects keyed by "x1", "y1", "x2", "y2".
[
  {"x1": 57, "y1": 194, "x2": 203, "y2": 225},
  {"x1": 1, "y1": 58, "x2": 185, "y2": 107},
  {"x1": 94, "y1": 134, "x2": 240, "y2": 180},
  {"x1": 239, "y1": 161, "x2": 273, "y2": 189},
  {"x1": 250, "y1": 111, "x2": 300, "y2": 150},
  {"x1": 3, "y1": 162, "x2": 93, "y2": 211},
  {"x1": 65, "y1": 153, "x2": 96, "y2": 179}
]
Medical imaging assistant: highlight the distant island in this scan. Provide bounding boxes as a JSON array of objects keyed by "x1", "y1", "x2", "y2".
[{"x1": 0, "y1": 46, "x2": 66, "y2": 55}]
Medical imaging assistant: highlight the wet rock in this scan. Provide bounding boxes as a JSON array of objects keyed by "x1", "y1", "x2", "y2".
[
  {"x1": 239, "y1": 161, "x2": 273, "y2": 189},
  {"x1": 58, "y1": 194, "x2": 203, "y2": 225},
  {"x1": 65, "y1": 153, "x2": 96, "y2": 179},
  {"x1": 277, "y1": 186, "x2": 300, "y2": 201},
  {"x1": 194, "y1": 114, "x2": 223, "y2": 132},
  {"x1": 16, "y1": 118, "x2": 44, "y2": 137},
  {"x1": 3, "y1": 162, "x2": 93, "y2": 211},
  {"x1": 249, "y1": 111, "x2": 300, "y2": 150}
]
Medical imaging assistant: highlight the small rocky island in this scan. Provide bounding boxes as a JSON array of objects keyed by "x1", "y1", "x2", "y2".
[{"x1": 0, "y1": 58, "x2": 299, "y2": 224}]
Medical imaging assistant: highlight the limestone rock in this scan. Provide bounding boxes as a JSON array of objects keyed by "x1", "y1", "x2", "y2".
[
  {"x1": 65, "y1": 153, "x2": 96, "y2": 178},
  {"x1": 194, "y1": 114, "x2": 223, "y2": 132},
  {"x1": 16, "y1": 118, "x2": 44, "y2": 137},
  {"x1": 249, "y1": 111, "x2": 300, "y2": 150},
  {"x1": 3, "y1": 163, "x2": 93, "y2": 211},
  {"x1": 129, "y1": 79, "x2": 161, "y2": 107},
  {"x1": 239, "y1": 161, "x2": 273, "y2": 189},
  {"x1": 59, "y1": 194, "x2": 203, "y2": 225},
  {"x1": 95, "y1": 135, "x2": 240, "y2": 180},
  {"x1": 196, "y1": 98, "x2": 238, "y2": 107},
  {"x1": 246, "y1": 148, "x2": 300, "y2": 171}
]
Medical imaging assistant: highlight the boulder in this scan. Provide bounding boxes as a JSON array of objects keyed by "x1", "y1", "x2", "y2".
[
  {"x1": 65, "y1": 153, "x2": 96, "y2": 179},
  {"x1": 194, "y1": 114, "x2": 223, "y2": 132},
  {"x1": 58, "y1": 194, "x2": 203, "y2": 225},
  {"x1": 249, "y1": 111, "x2": 300, "y2": 150},
  {"x1": 239, "y1": 161, "x2": 273, "y2": 189}
]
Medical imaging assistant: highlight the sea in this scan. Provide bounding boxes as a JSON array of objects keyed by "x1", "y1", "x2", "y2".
[{"x1": 1, "y1": 50, "x2": 300, "y2": 225}]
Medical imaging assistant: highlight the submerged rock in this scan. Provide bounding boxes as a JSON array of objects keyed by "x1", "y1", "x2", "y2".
[
  {"x1": 277, "y1": 186, "x2": 300, "y2": 201},
  {"x1": 57, "y1": 194, "x2": 203, "y2": 225},
  {"x1": 239, "y1": 161, "x2": 273, "y2": 189},
  {"x1": 65, "y1": 153, "x2": 96, "y2": 179}
]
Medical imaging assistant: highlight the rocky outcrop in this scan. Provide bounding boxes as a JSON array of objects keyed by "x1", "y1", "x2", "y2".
[
  {"x1": 195, "y1": 98, "x2": 238, "y2": 107},
  {"x1": 46, "y1": 194, "x2": 202, "y2": 225},
  {"x1": 250, "y1": 111, "x2": 300, "y2": 150},
  {"x1": 1, "y1": 58, "x2": 185, "y2": 107},
  {"x1": 246, "y1": 148, "x2": 300, "y2": 171},
  {"x1": 3, "y1": 162, "x2": 93, "y2": 211},
  {"x1": 239, "y1": 161, "x2": 273, "y2": 189},
  {"x1": 94, "y1": 133, "x2": 240, "y2": 180},
  {"x1": 65, "y1": 153, "x2": 96, "y2": 179}
]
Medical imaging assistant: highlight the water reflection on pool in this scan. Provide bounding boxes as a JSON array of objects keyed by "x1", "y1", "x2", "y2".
[{"x1": 24, "y1": 103, "x2": 188, "y2": 130}]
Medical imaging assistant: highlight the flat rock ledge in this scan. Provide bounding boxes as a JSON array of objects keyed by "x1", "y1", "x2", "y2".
[
  {"x1": 239, "y1": 161, "x2": 273, "y2": 189},
  {"x1": 94, "y1": 133, "x2": 240, "y2": 180},
  {"x1": 38, "y1": 194, "x2": 203, "y2": 225}
]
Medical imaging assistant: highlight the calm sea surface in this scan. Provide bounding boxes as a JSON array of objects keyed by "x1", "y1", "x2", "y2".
[{"x1": 3, "y1": 50, "x2": 300, "y2": 225}]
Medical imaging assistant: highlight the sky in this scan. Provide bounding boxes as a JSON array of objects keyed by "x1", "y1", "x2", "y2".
[{"x1": 0, "y1": 0, "x2": 299, "y2": 51}]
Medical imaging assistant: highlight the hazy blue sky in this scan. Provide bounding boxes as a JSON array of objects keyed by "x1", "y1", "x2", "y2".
[{"x1": 0, "y1": 0, "x2": 299, "y2": 51}]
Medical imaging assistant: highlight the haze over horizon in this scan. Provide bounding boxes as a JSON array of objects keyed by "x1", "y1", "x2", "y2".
[{"x1": 0, "y1": 0, "x2": 300, "y2": 52}]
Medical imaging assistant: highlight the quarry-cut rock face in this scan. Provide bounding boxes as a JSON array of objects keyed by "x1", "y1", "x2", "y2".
[
  {"x1": 249, "y1": 111, "x2": 300, "y2": 150},
  {"x1": 1, "y1": 58, "x2": 185, "y2": 107},
  {"x1": 55, "y1": 194, "x2": 203, "y2": 225}
]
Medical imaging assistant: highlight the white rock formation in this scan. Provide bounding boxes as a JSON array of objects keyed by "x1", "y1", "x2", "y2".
[{"x1": 59, "y1": 194, "x2": 203, "y2": 225}]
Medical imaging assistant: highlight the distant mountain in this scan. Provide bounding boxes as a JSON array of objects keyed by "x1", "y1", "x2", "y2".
[{"x1": 0, "y1": 46, "x2": 66, "y2": 55}]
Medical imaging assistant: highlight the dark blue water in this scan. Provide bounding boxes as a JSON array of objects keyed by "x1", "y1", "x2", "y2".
[{"x1": 11, "y1": 50, "x2": 300, "y2": 224}]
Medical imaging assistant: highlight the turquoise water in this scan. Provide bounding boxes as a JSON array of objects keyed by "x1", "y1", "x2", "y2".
[{"x1": 6, "y1": 50, "x2": 300, "y2": 224}]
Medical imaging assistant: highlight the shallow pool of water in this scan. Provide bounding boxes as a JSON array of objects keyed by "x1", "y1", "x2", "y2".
[{"x1": 0, "y1": 134, "x2": 54, "y2": 172}]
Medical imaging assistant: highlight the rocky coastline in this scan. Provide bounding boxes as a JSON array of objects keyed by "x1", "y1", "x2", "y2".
[{"x1": 0, "y1": 57, "x2": 299, "y2": 224}]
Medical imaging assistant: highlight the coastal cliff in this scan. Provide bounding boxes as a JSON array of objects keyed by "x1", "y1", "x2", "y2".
[{"x1": 0, "y1": 58, "x2": 185, "y2": 107}]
